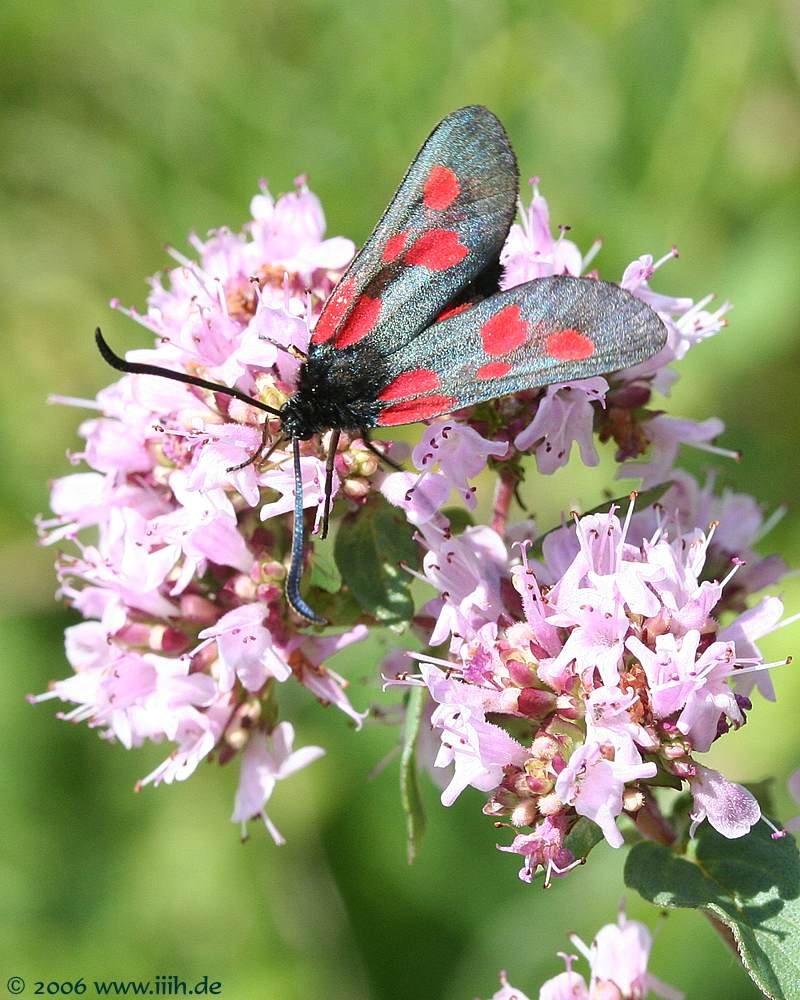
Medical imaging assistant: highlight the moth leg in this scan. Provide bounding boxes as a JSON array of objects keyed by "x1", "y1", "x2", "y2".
[
  {"x1": 320, "y1": 429, "x2": 341, "y2": 540},
  {"x1": 226, "y1": 423, "x2": 284, "y2": 473},
  {"x1": 360, "y1": 430, "x2": 404, "y2": 472}
]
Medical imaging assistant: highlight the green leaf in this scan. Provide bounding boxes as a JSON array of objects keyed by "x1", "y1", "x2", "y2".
[
  {"x1": 307, "y1": 543, "x2": 342, "y2": 594},
  {"x1": 400, "y1": 685, "x2": 427, "y2": 865},
  {"x1": 745, "y1": 779, "x2": 778, "y2": 818},
  {"x1": 529, "y1": 481, "x2": 673, "y2": 559},
  {"x1": 302, "y1": 586, "x2": 364, "y2": 628},
  {"x1": 564, "y1": 816, "x2": 605, "y2": 861},
  {"x1": 334, "y1": 494, "x2": 419, "y2": 623},
  {"x1": 644, "y1": 756, "x2": 684, "y2": 791},
  {"x1": 625, "y1": 821, "x2": 800, "y2": 999}
]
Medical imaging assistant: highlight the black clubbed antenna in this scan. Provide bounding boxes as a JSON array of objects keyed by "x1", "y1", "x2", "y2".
[{"x1": 95, "y1": 328, "x2": 283, "y2": 418}]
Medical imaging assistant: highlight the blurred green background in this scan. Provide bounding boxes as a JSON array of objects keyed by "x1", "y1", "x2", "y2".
[{"x1": 2, "y1": 1, "x2": 799, "y2": 997}]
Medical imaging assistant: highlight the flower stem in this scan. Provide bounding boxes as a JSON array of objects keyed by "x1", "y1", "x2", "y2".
[{"x1": 492, "y1": 471, "x2": 515, "y2": 535}]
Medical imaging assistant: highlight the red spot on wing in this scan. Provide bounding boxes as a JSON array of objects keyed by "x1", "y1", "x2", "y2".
[
  {"x1": 312, "y1": 278, "x2": 356, "y2": 344},
  {"x1": 435, "y1": 301, "x2": 471, "y2": 323},
  {"x1": 378, "y1": 369, "x2": 440, "y2": 401},
  {"x1": 405, "y1": 230, "x2": 468, "y2": 271},
  {"x1": 382, "y1": 231, "x2": 408, "y2": 263},
  {"x1": 378, "y1": 394, "x2": 459, "y2": 426},
  {"x1": 423, "y1": 166, "x2": 460, "y2": 210},
  {"x1": 480, "y1": 305, "x2": 528, "y2": 356},
  {"x1": 334, "y1": 295, "x2": 382, "y2": 349},
  {"x1": 476, "y1": 361, "x2": 512, "y2": 380},
  {"x1": 546, "y1": 328, "x2": 595, "y2": 361}
]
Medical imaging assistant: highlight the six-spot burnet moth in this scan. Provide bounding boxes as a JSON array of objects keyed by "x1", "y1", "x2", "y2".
[{"x1": 95, "y1": 105, "x2": 667, "y2": 625}]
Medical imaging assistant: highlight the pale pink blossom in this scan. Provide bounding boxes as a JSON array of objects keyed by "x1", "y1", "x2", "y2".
[
  {"x1": 688, "y1": 764, "x2": 761, "y2": 838},
  {"x1": 555, "y1": 742, "x2": 657, "y2": 848},
  {"x1": 411, "y1": 420, "x2": 508, "y2": 509},
  {"x1": 232, "y1": 722, "x2": 325, "y2": 843},
  {"x1": 514, "y1": 379, "x2": 607, "y2": 474}
]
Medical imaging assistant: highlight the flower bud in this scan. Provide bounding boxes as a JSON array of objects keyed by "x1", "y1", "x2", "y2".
[
  {"x1": 115, "y1": 622, "x2": 151, "y2": 647},
  {"x1": 155, "y1": 626, "x2": 191, "y2": 655},
  {"x1": 511, "y1": 799, "x2": 539, "y2": 827},
  {"x1": 517, "y1": 687, "x2": 556, "y2": 718},
  {"x1": 504, "y1": 656, "x2": 537, "y2": 686},
  {"x1": 555, "y1": 693, "x2": 582, "y2": 720},
  {"x1": 224, "y1": 700, "x2": 262, "y2": 751},
  {"x1": 179, "y1": 594, "x2": 219, "y2": 624},
  {"x1": 537, "y1": 793, "x2": 564, "y2": 816},
  {"x1": 352, "y1": 451, "x2": 379, "y2": 477},
  {"x1": 258, "y1": 559, "x2": 286, "y2": 583},
  {"x1": 531, "y1": 734, "x2": 560, "y2": 761},
  {"x1": 229, "y1": 573, "x2": 258, "y2": 601},
  {"x1": 622, "y1": 788, "x2": 645, "y2": 813},
  {"x1": 343, "y1": 478, "x2": 370, "y2": 500},
  {"x1": 482, "y1": 798, "x2": 512, "y2": 818}
]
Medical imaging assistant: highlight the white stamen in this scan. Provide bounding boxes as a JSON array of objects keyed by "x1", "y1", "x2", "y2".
[
  {"x1": 734, "y1": 657, "x2": 792, "y2": 676},
  {"x1": 653, "y1": 246, "x2": 679, "y2": 271},
  {"x1": 719, "y1": 559, "x2": 744, "y2": 590},
  {"x1": 568, "y1": 932, "x2": 592, "y2": 963},
  {"x1": 581, "y1": 238, "x2": 603, "y2": 272},
  {"x1": 691, "y1": 440, "x2": 741, "y2": 462},
  {"x1": 407, "y1": 651, "x2": 458, "y2": 671},
  {"x1": 47, "y1": 395, "x2": 103, "y2": 410},
  {"x1": 755, "y1": 503, "x2": 787, "y2": 543},
  {"x1": 770, "y1": 610, "x2": 800, "y2": 633},
  {"x1": 620, "y1": 491, "x2": 637, "y2": 550}
]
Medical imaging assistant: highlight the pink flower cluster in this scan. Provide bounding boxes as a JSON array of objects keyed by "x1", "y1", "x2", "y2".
[
  {"x1": 482, "y1": 906, "x2": 682, "y2": 1000},
  {"x1": 401, "y1": 486, "x2": 791, "y2": 883},
  {"x1": 37, "y1": 169, "x2": 794, "y2": 866},
  {"x1": 479, "y1": 179, "x2": 734, "y2": 483},
  {"x1": 36, "y1": 179, "x2": 376, "y2": 840},
  {"x1": 379, "y1": 181, "x2": 738, "y2": 535}
]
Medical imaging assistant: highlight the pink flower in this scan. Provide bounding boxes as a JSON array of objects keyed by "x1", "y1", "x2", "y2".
[
  {"x1": 720, "y1": 595, "x2": 784, "y2": 701},
  {"x1": 231, "y1": 722, "x2": 325, "y2": 844},
  {"x1": 499, "y1": 180, "x2": 583, "y2": 287},
  {"x1": 483, "y1": 971, "x2": 534, "y2": 1000},
  {"x1": 496, "y1": 815, "x2": 576, "y2": 885},
  {"x1": 411, "y1": 420, "x2": 508, "y2": 509},
  {"x1": 514, "y1": 378, "x2": 607, "y2": 474},
  {"x1": 547, "y1": 593, "x2": 631, "y2": 687},
  {"x1": 538, "y1": 969, "x2": 589, "y2": 1000},
  {"x1": 380, "y1": 470, "x2": 451, "y2": 525},
  {"x1": 39, "y1": 175, "x2": 365, "y2": 836},
  {"x1": 287, "y1": 625, "x2": 369, "y2": 729},
  {"x1": 429, "y1": 710, "x2": 529, "y2": 808},
  {"x1": 418, "y1": 524, "x2": 509, "y2": 647},
  {"x1": 619, "y1": 415, "x2": 727, "y2": 488},
  {"x1": 583, "y1": 907, "x2": 684, "y2": 1000},
  {"x1": 688, "y1": 764, "x2": 761, "y2": 838},
  {"x1": 258, "y1": 454, "x2": 335, "y2": 533},
  {"x1": 248, "y1": 178, "x2": 355, "y2": 278},
  {"x1": 555, "y1": 742, "x2": 657, "y2": 848},
  {"x1": 198, "y1": 604, "x2": 292, "y2": 691},
  {"x1": 139, "y1": 698, "x2": 232, "y2": 788}
]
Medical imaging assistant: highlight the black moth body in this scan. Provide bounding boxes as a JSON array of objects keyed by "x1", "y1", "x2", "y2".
[{"x1": 96, "y1": 105, "x2": 667, "y2": 624}]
